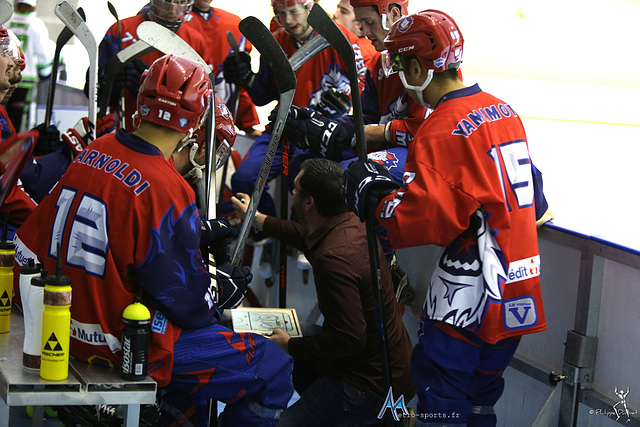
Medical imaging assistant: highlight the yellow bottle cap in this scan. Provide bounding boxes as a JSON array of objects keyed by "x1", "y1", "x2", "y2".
[{"x1": 123, "y1": 297, "x2": 151, "y2": 321}]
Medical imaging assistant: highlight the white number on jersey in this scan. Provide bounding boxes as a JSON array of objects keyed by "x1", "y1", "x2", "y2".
[
  {"x1": 50, "y1": 189, "x2": 109, "y2": 277},
  {"x1": 488, "y1": 140, "x2": 534, "y2": 211}
]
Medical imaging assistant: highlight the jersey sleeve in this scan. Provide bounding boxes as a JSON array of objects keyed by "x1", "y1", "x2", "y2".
[
  {"x1": 376, "y1": 133, "x2": 486, "y2": 249},
  {"x1": 387, "y1": 101, "x2": 429, "y2": 148},
  {"x1": 135, "y1": 202, "x2": 219, "y2": 330}
]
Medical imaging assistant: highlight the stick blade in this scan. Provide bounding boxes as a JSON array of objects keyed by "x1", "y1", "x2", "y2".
[
  {"x1": 239, "y1": 17, "x2": 296, "y2": 92},
  {"x1": 137, "y1": 21, "x2": 210, "y2": 73},
  {"x1": 0, "y1": 0, "x2": 12, "y2": 26}
]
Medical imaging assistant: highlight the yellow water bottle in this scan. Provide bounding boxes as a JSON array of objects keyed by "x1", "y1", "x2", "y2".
[
  {"x1": 0, "y1": 235, "x2": 15, "y2": 334},
  {"x1": 40, "y1": 254, "x2": 71, "y2": 381}
]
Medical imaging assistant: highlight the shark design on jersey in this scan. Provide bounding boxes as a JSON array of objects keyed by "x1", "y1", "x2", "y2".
[
  {"x1": 308, "y1": 64, "x2": 351, "y2": 109},
  {"x1": 379, "y1": 92, "x2": 410, "y2": 126},
  {"x1": 427, "y1": 209, "x2": 506, "y2": 331},
  {"x1": 138, "y1": 202, "x2": 211, "y2": 305}
]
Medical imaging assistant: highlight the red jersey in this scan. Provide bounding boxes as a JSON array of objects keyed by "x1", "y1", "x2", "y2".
[
  {"x1": 363, "y1": 52, "x2": 428, "y2": 148},
  {"x1": 251, "y1": 24, "x2": 371, "y2": 109},
  {"x1": 184, "y1": 7, "x2": 260, "y2": 130},
  {"x1": 99, "y1": 13, "x2": 208, "y2": 132},
  {"x1": 377, "y1": 84, "x2": 545, "y2": 343},
  {"x1": 14, "y1": 130, "x2": 219, "y2": 387}
]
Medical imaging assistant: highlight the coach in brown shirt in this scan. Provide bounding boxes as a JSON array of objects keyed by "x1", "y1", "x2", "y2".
[{"x1": 233, "y1": 158, "x2": 414, "y2": 426}]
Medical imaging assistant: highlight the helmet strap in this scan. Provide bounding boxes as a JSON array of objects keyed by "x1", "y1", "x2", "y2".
[{"x1": 399, "y1": 69, "x2": 433, "y2": 107}]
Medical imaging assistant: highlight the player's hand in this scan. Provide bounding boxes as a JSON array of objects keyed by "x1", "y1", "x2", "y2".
[
  {"x1": 268, "y1": 328, "x2": 291, "y2": 353},
  {"x1": 32, "y1": 123, "x2": 61, "y2": 156},
  {"x1": 231, "y1": 192, "x2": 251, "y2": 218},
  {"x1": 114, "y1": 58, "x2": 148, "y2": 98},
  {"x1": 222, "y1": 51, "x2": 254, "y2": 88},
  {"x1": 216, "y1": 263, "x2": 253, "y2": 309},
  {"x1": 201, "y1": 218, "x2": 238, "y2": 264},
  {"x1": 344, "y1": 160, "x2": 400, "y2": 223},
  {"x1": 268, "y1": 106, "x2": 348, "y2": 161}
]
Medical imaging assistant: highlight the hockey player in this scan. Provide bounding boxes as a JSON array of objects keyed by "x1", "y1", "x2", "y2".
[
  {"x1": 96, "y1": 0, "x2": 207, "y2": 132},
  {"x1": 277, "y1": 0, "x2": 421, "y2": 303},
  {"x1": 14, "y1": 55, "x2": 293, "y2": 427},
  {"x1": 223, "y1": 0, "x2": 372, "y2": 225},
  {"x1": 344, "y1": 10, "x2": 546, "y2": 426},
  {"x1": 184, "y1": 0, "x2": 261, "y2": 137},
  {"x1": 7, "y1": 0, "x2": 53, "y2": 131}
]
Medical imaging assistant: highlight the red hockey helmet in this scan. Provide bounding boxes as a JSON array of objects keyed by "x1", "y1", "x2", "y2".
[
  {"x1": 148, "y1": 0, "x2": 194, "y2": 30},
  {"x1": 213, "y1": 95, "x2": 236, "y2": 169},
  {"x1": 349, "y1": 0, "x2": 408, "y2": 16},
  {"x1": 383, "y1": 10, "x2": 463, "y2": 74},
  {"x1": 137, "y1": 54, "x2": 212, "y2": 134}
]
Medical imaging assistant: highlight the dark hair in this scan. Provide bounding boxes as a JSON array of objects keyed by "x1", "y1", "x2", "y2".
[{"x1": 299, "y1": 158, "x2": 347, "y2": 217}]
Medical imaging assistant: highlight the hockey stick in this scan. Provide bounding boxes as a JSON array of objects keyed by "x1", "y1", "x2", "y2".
[
  {"x1": 0, "y1": 0, "x2": 12, "y2": 26},
  {"x1": 225, "y1": 31, "x2": 240, "y2": 119},
  {"x1": 98, "y1": 40, "x2": 154, "y2": 118},
  {"x1": 308, "y1": 5, "x2": 394, "y2": 424},
  {"x1": 289, "y1": 33, "x2": 329, "y2": 72},
  {"x1": 230, "y1": 16, "x2": 296, "y2": 266},
  {"x1": 106, "y1": 1, "x2": 126, "y2": 128},
  {"x1": 44, "y1": 7, "x2": 85, "y2": 126},
  {"x1": 55, "y1": 1, "x2": 97, "y2": 141}
]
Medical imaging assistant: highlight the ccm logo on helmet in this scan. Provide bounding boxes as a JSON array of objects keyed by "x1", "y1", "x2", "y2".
[{"x1": 398, "y1": 46, "x2": 414, "y2": 53}]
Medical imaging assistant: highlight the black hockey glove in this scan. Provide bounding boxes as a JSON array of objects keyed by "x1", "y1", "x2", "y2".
[
  {"x1": 216, "y1": 263, "x2": 253, "y2": 310},
  {"x1": 344, "y1": 160, "x2": 400, "y2": 223},
  {"x1": 201, "y1": 218, "x2": 239, "y2": 265},
  {"x1": 222, "y1": 51, "x2": 254, "y2": 88},
  {"x1": 32, "y1": 123, "x2": 61, "y2": 156},
  {"x1": 113, "y1": 58, "x2": 148, "y2": 99},
  {"x1": 268, "y1": 106, "x2": 349, "y2": 161}
]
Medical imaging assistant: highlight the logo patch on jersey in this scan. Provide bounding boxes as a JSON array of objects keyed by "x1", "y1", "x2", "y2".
[
  {"x1": 368, "y1": 150, "x2": 399, "y2": 169},
  {"x1": 140, "y1": 105, "x2": 150, "y2": 116},
  {"x1": 152, "y1": 311, "x2": 168, "y2": 334},
  {"x1": 504, "y1": 296, "x2": 538, "y2": 330},
  {"x1": 398, "y1": 16, "x2": 413, "y2": 32},
  {"x1": 506, "y1": 255, "x2": 540, "y2": 284}
]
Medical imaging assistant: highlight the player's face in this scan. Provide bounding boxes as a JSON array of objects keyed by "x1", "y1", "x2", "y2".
[
  {"x1": 0, "y1": 50, "x2": 15, "y2": 91},
  {"x1": 333, "y1": 0, "x2": 362, "y2": 37},
  {"x1": 152, "y1": 0, "x2": 191, "y2": 24},
  {"x1": 193, "y1": 0, "x2": 211, "y2": 10},
  {"x1": 9, "y1": 58, "x2": 21, "y2": 84},
  {"x1": 274, "y1": 4, "x2": 311, "y2": 40},
  {"x1": 354, "y1": 5, "x2": 386, "y2": 51}
]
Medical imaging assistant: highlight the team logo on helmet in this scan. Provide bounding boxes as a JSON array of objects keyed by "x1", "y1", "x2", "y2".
[
  {"x1": 397, "y1": 16, "x2": 413, "y2": 32},
  {"x1": 140, "y1": 105, "x2": 150, "y2": 116},
  {"x1": 179, "y1": 118, "x2": 189, "y2": 128},
  {"x1": 220, "y1": 103, "x2": 231, "y2": 119}
]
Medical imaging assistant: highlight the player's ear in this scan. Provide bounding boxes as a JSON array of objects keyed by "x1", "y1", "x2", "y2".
[
  {"x1": 387, "y1": 5, "x2": 402, "y2": 26},
  {"x1": 305, "y1": 195, "x2": 314, "y2": 212}
]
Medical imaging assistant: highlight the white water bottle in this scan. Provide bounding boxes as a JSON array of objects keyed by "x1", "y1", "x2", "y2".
[{"x1": 20, "y1": 259, "x2": 45, "y2": 370}]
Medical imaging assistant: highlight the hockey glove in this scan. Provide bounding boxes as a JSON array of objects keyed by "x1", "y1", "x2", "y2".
[
  {"x1": 269, "y1": 106, "x2": 349, "y2": 161},
  {"x1": 216, "y1": 263, "x2": 253, "y2": 310},
  {"x1": 344, "y1": 160, "x2": 400, "y2": 223},
  {"x1": 222, "y1": 51, "x2": 254, "y2": 88},
  {"x1": 61, "y1": 114, "x2": 115, "y2": 160},
  {"x1": 200, "y1": 218, "x2": 239, "y2": 265},
  {"x1": 32, "y1": 124, "x2": 61, "y2": 156},
  {"x1": 113, "y1": 58, "x2": 148, "y2": 99}
]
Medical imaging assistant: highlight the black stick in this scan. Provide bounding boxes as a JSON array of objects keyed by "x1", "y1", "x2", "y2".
[
  {"x1": 308, "y1": 4, "x2": 395, "y2": 426},
  {"x1": 231, "y1": 17, "x2": 296, "y2": 266}
]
